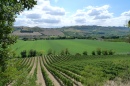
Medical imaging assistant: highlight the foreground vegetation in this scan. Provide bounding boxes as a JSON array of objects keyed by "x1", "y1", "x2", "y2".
[{"x1": 3, "y1": 55, "x2": 130, "y2": 86}]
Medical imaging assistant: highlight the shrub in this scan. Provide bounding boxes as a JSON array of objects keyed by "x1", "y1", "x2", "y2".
[
  {"x1": 75, "y1": 53, "x2": 81, "y2": 56},
  {"x1": 102, "y1": 50, "x2": 108, "y2": 55},
  {"x1": 65, "y1": 48, "x2": 70, "y2": 55},
  {"x1": 21, "y1": 50, "x2": 27, "y2": 58},
  {"x1": 108, "y1": 50, "x2": 115, "y2": 55},
  {"x1": 92, "y1": 51, "x2": 96, "y2": 55},
  {"x1": 28, "y1": 49, "x2": 37, "y2": 57},
  {"x1": 96, "y1": 48, "x2": 102, "y2": 55},
  {"x1": 83, "y1": 51, "x2": 87, "y2": 55}
]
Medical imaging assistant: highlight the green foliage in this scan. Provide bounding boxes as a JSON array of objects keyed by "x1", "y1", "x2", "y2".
[
  {"x1": 0, "y1": 0, "x2": 37, "y2": 85},
  {"x1": 75, "y1": 53, "x2": 81, "y2": 56},
  {"x1": 96, "y1": 48, "x2": 102, "y2": 55},
  {"x1": 60, "y1": 50, "x2": 65, "y2": 55},
  {"x1": 47, "y1": 49, "x2": 53, "y2": 55},
  {"x1": 108, "y1": 50, "x2": 115, "y2": 55},
  {"x1": 21, "y1": 50, "x2": 27, "y2": 58},
  {"x1": 102, "y1": 50, "x2": 108, "y2": 55},
  {"x1": 64, "y1": 48, "x2": 70, "y2": 55},
  {"x1": 83, "y1": 51, "x2": 87, "y2": 55},
  {"x1": 81, "y1": 65, "x2": 105, "y2": 86},
  {"x1": 44, "y1": 55, "x2": 130, "y2": 85},
  {"x1": 28, "y1": 49, "x2": 37, "y2": 57},
  {"x1": 128, "y1": 20, "x2": 130, "y2": 28},
  {"x1": 92, "y1": 51, "x2": 96, "y2": 55}
]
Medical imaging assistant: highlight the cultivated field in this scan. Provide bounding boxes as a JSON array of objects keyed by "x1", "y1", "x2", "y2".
[
  {"x1": 12, "y1": 39, "x2": 130, "y2": 55},
  {"x1": 17, "y1": 55, "x2": 130, "y2": 86}
]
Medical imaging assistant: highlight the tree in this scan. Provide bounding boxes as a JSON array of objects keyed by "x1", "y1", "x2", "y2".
[
  {"x1": 128, "y1": 20, "x2": 130, "y2": 28},
  {"x1": 21, "y1": 50, "x2": 27, "y2": 58},
  {"x1": 65, "y1": 48, "x2": 70, "y2": 55},
  {"x1": 0, "y1": 0, "x2": 37, "y2": 85},
  {"x1": 83, "y1": 51, "x2": 88, "y2": 55},
  {"x1": 96, "y1": 48, "x2": 102, "y2": 55},
  {"x1": 127, "y1": 20, "x2": 130, "y2": 43},
  {"x1": 92, "y1": 51, "x2": 96, "y2": 55}
]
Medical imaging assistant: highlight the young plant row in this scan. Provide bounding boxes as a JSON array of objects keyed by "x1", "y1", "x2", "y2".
[
  {"x1": 40, "y1": 58, "x2": 54, "y2": 86},
  {"x1": 50, "y1": 64, "x2": 81, "y2": 82},
  {"x1": 43, "y1": 56, "x2": 73, "y2": 86}
]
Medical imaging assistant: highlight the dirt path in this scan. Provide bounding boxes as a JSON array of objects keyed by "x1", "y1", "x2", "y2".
[
  {"x1": 36, "y1": 57, "x2": 46, "y2": 86},
  {"x1": 28, "y1": 57, "x2": 36, "y2": 76},
  {"x1": 40, "y1": 57, "x2": 61, "y2": 86}
]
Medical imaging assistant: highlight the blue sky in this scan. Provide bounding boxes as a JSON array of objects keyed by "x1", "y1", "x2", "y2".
[{"x1": 14, "y1": 0, "x2": 130, "y2": 28}]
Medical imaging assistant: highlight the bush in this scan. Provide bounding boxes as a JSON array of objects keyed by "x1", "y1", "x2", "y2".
[
  {"x1": 108, "y1": 50, "x2": 115, "y2": 55},
  {"x1": 75, "y1": 53, "x2": 81, "y2": 56},
  {"x1": 21, "y1": 50, "x2": 27, "y2": 58},
  {"x1": 92, "y1": 51, "x2": 96, "y2": 55},
  {"x1": 65, "y1": 48, "x2": 70, "y2": 55},
  {"x1": 102, "y1": 50, "x2": 108, "y2": 55},
  {"x1": 28, "y1": 49, "x2": 37, "y2": 57},
  {"x1": 96, "y1": 48, "x2": 102, "y2": 55},
  {"x1": 83, "y1": 51, "x2": 87, "y2": 55}
]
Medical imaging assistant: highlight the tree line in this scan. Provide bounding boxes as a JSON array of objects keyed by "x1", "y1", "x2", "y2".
[{"x1": 19, "y1": 48, "x2": 115, "y2": 58}]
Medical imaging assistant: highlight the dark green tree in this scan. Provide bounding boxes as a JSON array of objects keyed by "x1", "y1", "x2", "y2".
[
  {"x1": 128, "y1": 20, "x2": 130, "y2": 43},
  {"x1": 83, "y1": 51, "x2": 88, "y2": 55},
  {"x1": 0, "y1": 0, "x2": 37, "y2": 85},
  {"x1": 96, "y1": 48, "x2": 102, "y2": 55},
  {"x1": 92, "y1": 51, "x2": 96, "y2": 55},
  {"x1": 65, "y1": 48, "x2": 70, "y2": 55}
]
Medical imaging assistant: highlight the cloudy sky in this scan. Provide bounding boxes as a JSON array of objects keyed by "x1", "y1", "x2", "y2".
[{"x1": 14, "y1": 0, "x2": 130, "y2": 28}]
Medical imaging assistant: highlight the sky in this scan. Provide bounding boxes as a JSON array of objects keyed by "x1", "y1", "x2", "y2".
[{"x1": 14, "y1": 0, "x2": 130, "y2": 28}]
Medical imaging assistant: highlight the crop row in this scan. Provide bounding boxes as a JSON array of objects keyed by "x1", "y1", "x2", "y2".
[{"x1": 43, "y1": 56, "x2": 73, "y2": 86}]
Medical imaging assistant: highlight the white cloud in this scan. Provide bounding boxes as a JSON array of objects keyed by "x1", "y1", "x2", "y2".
[
  {"x1": 75, "y1": 18, "x2": 86, "y2": 23},
  {"x1": 121, "y1": 10, "x2": 130, "y2": 16},
  {"x1": 43, "y1": 6, "x2": 65, "y2": 16},
  {"x1": 14, "y1": 1, "x2": 130, "y2": 28},
  {"x1": 26, "y1": 13, "x2": 41, "y2": 19}
]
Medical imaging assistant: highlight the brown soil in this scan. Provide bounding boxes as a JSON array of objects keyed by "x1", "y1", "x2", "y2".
[
  {"x1": 36, "y1": 57, "x2": 46, "y2": 86},
  {"x1": 28, "y1": 57, "x2": 36, "y2": 76},
  {"x1": 40, "y1": 57, "x2": 61, "y2": 86}
]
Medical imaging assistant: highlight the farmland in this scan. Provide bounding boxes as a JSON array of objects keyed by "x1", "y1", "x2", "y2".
[
  {"x1": 12, "y1": 39, "x2": 130, "y2": 56},
  {"x1": 11, "y1": 55, "x2": 130, "y2": 86},
  {"x1": 10, "y1": 39, "x2": 130, "y2": 86}
]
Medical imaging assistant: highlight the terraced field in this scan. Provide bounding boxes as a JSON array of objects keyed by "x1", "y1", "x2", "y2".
[{"x1": 16, "y1": 55, "x2": 130, "y2": 86}]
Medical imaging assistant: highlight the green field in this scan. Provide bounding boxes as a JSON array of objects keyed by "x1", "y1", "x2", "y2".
[{"x1": 12, "y1": 39, "x2": 130, "y2": 55}]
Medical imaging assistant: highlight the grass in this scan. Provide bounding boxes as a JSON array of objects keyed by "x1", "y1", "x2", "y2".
[{"x1": 11, "y1": 39, "x2": 130, "y2": 56}]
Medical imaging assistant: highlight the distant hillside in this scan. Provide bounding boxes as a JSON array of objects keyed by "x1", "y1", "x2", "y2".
[
  {"x1": 13, "y1": 26, "x2": 64, "y2": 38},
  {"x1": 41, "y1": 29, "x2": 64, "y2": 36},
  {"x1": 13, "y1": 25, "x2": 130, "y2": 38},
  {"x1": 59, "y1": 25, "x2": 130, "y2": 37}
]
